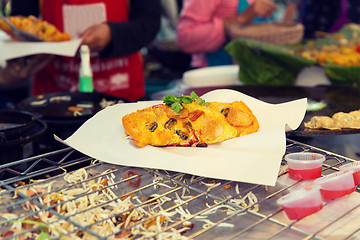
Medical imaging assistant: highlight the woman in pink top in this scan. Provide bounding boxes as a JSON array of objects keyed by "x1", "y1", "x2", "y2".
[{"x1": 177, "y1": 0, "x2": 298, "y2": 68}]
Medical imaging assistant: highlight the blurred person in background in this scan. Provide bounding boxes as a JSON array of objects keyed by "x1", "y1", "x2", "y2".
[
  {"x1": 176, "y1": 0, "x2": 299, "y2": 68},
  {"x1": 0, "y1": 0, "x2": 161, "y2": 102},
  {"x1": 299, "y1": 0, "x2": 360, "y2": 39}
]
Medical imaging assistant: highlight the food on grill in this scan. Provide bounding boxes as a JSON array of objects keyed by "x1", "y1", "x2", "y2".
[
  {"x1": 305, "y1": 109, "x2": 360, "y2": 130},
  {"x1": 3, "y1": 169, "x2": 189, "y2": 239},
  {"x1": 316, "y1": 48, "x2": 360, "y2": 66},
  {"x1": 284, "y1": 25, "x2": 360, "y2": 67},
  {"x1": 0, "y1": 16, "x2": 71, "y2": 42},
  {"x1": 99, "y1": 98, "x2": 125, "y2": 108},
  {"x1": 1, "y1": 166, "x2": 260, "y2": 239},
  {"x1": 122, "y1": 92, "x2": 259, "y2": 147},
  {"x1": 67, "y1": 106, "x2": 85, "y2": 112},
  {"x1": 288, "y1": 44, "x2": 360, "y2": 67}
]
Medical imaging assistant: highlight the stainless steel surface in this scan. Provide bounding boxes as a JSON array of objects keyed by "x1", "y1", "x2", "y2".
[{"x1": 0, "y1": 140, "x2": 359, "y2": 239}]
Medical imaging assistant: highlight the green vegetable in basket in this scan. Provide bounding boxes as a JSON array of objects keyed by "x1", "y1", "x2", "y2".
[
  {"x1": 225, "y1": 39, "x2": 316, "y2": 86},
  {"x1": 325, "y1": 65, "x2": 360, "y2": 87}
]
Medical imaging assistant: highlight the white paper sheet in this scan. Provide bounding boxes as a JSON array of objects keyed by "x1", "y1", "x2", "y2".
[
  {"x1": 0, "y1": 38, "x2": 82, "y2": 61},
  {"x1": 58, "y1": 89, "x2": 307, "y2": 186}
]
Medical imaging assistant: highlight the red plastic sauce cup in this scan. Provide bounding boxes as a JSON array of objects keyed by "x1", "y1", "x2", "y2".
[
  {"x1": 314, "y1": 170, "x2": 355, "y2": 201},
  {"x1": 277, "y1": 185, "x2": 323, "y2": 220},
  {"x1": 285, "y1": 152, "x2": 325, "y2": 180},
  {"x1": 339, "y1": 161, "x2": 360, "y2": 185}
]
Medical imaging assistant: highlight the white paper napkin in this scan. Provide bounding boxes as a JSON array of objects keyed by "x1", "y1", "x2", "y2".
[
  {"x1": 0, "y1": 39, "x2": 82, "y2": 61},
  {"x1": 57, "y1": 89, "x2": 307, "y2": 186}
]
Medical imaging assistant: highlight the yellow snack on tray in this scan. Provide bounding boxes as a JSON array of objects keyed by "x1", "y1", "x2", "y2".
[
  {"x1": 0, "y1": 15, "x2": 71, "y2": 42},
  {"x1": 122, "y1": 92, "x2": 259, "y2": 147},
  {"x1": 304, "y1": 109, "x2": 360, "y2": 130}
]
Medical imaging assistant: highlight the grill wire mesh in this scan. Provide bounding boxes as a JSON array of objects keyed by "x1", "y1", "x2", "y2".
[{"x1": 1, "y1": 139, "x2": 360, "y2": 239}]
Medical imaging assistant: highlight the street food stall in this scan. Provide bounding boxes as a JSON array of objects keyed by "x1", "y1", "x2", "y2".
[{"x1": 1, "y1": 17, "x2": 360, "y2": 240}]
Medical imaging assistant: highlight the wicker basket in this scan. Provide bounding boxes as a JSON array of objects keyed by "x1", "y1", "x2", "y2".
[{"x1": 227, "y1": 22, "x2": 304, "y2": 45}]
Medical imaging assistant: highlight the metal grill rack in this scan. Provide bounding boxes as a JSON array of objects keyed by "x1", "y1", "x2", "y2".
[{"x1": 1, "y1": 139, "x2": 360, "y2": 239}]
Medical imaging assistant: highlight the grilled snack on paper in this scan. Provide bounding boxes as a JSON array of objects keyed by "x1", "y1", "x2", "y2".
[
  {"x1": 305, "y1": 110, "x2": 360, "y2": 130},
  {"x1": 0, "y1": 16, "x2": 71, "y2": 42},
  {"x1": 122, "y1": 92, "x2": 259, "y2": 147}
]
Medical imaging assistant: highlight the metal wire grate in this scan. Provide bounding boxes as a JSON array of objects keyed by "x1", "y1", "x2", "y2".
[{"x1": 1, "y1": 139, "x2": 360, "y2": 239}]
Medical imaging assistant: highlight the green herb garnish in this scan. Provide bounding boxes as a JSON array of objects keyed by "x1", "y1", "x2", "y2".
[
  {"x1": 10, "y1": 219, "x2": 64, "y2": 239},
  {"x1": 162, "y1": 91, "x2": 210, "y2": 113}
]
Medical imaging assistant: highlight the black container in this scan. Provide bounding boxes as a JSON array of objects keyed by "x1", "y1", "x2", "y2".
[
  {"x1": 0, "y1": 119, "x2": 47, "y2": 164},
  {"x1": 0, "y1": 109, "x2": 38, "y2": 141},
  {"x1": 17, "y1": 92, "x2": 129, "y2": 152}
]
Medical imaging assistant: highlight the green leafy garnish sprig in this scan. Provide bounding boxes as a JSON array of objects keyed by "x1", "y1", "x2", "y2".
[
  {"x1": 10, "y1": 219, "x2": 64, "y2": 240},
  {"x1": 162, "y1": 91, "x2": 210, "y2": 113}
]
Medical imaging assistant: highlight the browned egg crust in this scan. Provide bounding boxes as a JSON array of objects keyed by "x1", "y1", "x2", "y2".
[
  {"x1": 0, "y1": 16, "x2": 71, "y2": 42},
  {"x1": 122, "y1": 101, "x2": 259, "y2": 147}
]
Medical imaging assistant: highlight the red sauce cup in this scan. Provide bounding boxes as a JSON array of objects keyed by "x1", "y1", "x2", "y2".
[
  {"x1": 314, "y1": 170, "x2": 355, "y2": 202},
  {"x1": 339, "y1": 162, "x2": 360, "y2": 185},
  {"x1": 285, "y1": 152, "x2": 325, "y2": 180},
  {"x1": 277, "y1": 185, "x2": 323, "y2": 220}
]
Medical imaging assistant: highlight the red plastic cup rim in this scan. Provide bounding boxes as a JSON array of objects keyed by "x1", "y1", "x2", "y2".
[
  {"x1": 339, "y1": 162, "x2": 360, "y2": 173},
  {"x1": 314, "y1": 170, "x2": 355, "y2": 190},
  {"x1": 285, "y1": 152, "x2": 325, "y2": 165},
  {"x1": 285, "y1": 153, "x2": 325, "y2": 171},
  {"x1": 276, "y1": 185, "x2": 321, "y2": 206}
]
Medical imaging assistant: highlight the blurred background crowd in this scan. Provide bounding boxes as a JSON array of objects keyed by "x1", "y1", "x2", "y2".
[
  {"x1": 0, "y1": 0, "x2": 360, "y2": 107},
  {"x1": 1, "y1": 0, "x2": 360, "y2": 161}
]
